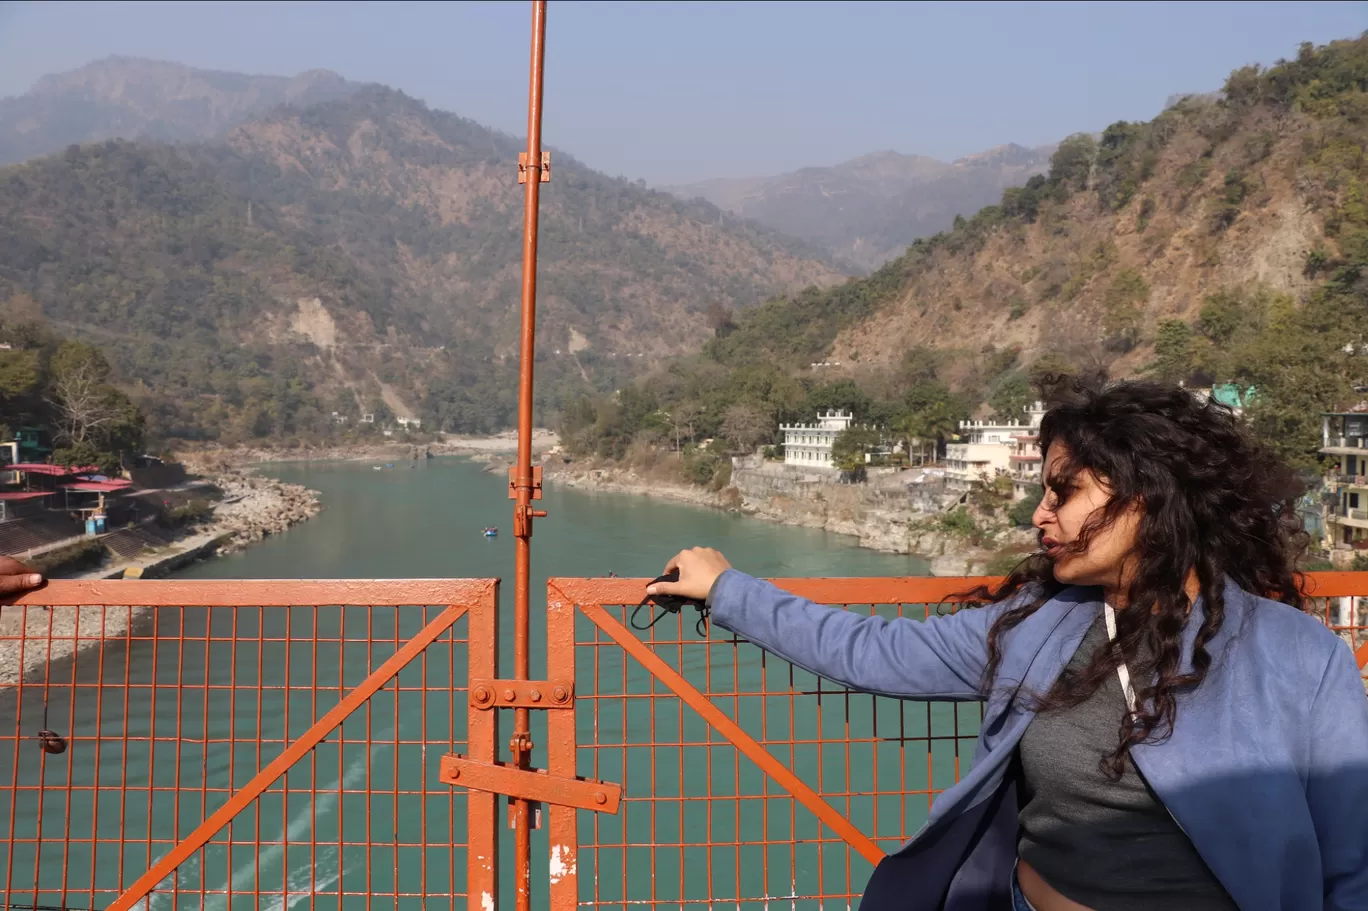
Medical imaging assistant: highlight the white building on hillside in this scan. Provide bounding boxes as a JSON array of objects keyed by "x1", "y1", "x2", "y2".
[
  {"x1": 781, "y1": 410, "x2": 852, "y2": 468},
  {"x1": 946, "y1": 401, "x2": 1047, "y2": 493},
  {"x1": 1009, "y1": 401, "x2": 1049, "y2": 500}
]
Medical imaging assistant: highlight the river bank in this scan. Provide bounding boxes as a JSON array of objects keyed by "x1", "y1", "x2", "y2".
[
  {"x1": 0, "y1": 468, "x2": 326, "y2": 683},
  {"x1": 177, "y1": 429, "x2": 559, "y2": 467},
  {"x1": 536, "y1": 456, "x2": 1035, "y2": 575}
]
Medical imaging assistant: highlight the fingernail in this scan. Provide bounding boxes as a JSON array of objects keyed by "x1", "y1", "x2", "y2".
[
  {"x1": 645, "y1": 586, "x2": 656, "y2": 594},
  {"x1": 25, "y1": 575, "x2": 41, "y2": 586}
]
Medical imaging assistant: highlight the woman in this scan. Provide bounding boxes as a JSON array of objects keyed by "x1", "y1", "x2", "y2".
[{"x1": 647, "y1": 379, "x2": 1368, "y2": 911}]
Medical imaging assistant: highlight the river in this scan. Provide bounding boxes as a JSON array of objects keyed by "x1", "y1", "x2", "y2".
[
  {"x1": 176, "y1": 456, "x2": 930, "y2": 582},
  {"x1": 12, "y1": 458, "x2": 964, "y2": 910}
]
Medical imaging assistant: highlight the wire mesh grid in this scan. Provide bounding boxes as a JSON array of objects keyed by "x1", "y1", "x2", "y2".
[
  {"x1": 1310, "y1": 593, "x2": 1368, "y2": 664},
  {"x1": 569, "y1": 596, "x2": 980, "y2": 911},
  {"x1": 0, "y1": 582, "x2": 489, "y2": 911}
]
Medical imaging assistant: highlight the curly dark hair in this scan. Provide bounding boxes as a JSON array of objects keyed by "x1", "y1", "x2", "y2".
[{"x1": 972, "y1": 376, "x2": 1309, "y2": 777}]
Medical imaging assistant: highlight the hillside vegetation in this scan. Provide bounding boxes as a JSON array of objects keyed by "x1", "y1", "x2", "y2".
[
  {"x1": 566, "y1": 35, "x2": 1368, "y2": 473},
  {"x1": 0, "y1": 299, "x2": 143, "y2": 472},
  {"x1": 0, "y1": 86, "x2": 841, "y2": 443}
]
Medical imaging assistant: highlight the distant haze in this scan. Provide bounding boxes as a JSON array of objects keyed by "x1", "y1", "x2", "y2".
[{"x1": 0, "y1": 0, "x2": 1362, "y2": 185}]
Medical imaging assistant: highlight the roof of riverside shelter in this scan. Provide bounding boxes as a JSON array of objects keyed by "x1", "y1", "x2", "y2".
[{"x1": 6, "y1": 463, "x2": 100, "y2": 476}]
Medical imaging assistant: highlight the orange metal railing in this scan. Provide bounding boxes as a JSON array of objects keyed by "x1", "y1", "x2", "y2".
[
  {"x1": 546, "y1": 575, "x2": 1366, "y2": 910},
  {"x1": 1, "y1": 574, "x2": 1363, "y2": 911},
  {"x1": 0, "y1": 579, "x2": 497, "y2": 911}
]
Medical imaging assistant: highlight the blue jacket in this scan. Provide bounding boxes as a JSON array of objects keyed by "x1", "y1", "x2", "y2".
[{"x1": 708, "y1": 570, "x2": 1368, "y2": 910}]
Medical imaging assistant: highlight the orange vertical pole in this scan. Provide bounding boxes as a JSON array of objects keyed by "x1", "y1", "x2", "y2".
[
  {"x1": 468, "y1": 585, "x2": 501, "y2": 911},
  {"x1": 511, "y1": 5, "x2": 550, "y2": 911},
  {"x1": 545, "y1": 584, "x2": 578, "y2": 911}
]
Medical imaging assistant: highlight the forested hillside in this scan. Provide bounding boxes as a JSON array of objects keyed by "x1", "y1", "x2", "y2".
[
  {"x1": 0, "y1": 86, "x2": 842, "y2": 443},
  {"x1": 566, "y1": 35, "x2": 1368, "y2": 472}
]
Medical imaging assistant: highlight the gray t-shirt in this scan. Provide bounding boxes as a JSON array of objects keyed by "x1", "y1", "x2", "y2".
[{"x1": 1016, "y1": 613, "x2": 1237, "y2": 910}]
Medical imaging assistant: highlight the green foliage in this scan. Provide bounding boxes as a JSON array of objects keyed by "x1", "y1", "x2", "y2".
[
  {"x1": 1149, "y1": 320, "x2": 1194, "y2": 383},
  {"x1": 937, "y1": 508, "x2": 979, "y2": 538},
  {"x1": 1049, "y1": 134, "x2": 1097, "y2": 191},
  {"x1": 31, "y1": 539, "x2": 106, "y2": 576},
  {"x1": 1008, "y1": 485, "x2": 1044, "y2": 528},
  {"x1": 0, "y1": 307, "x2": 143, "y2": 468},
  {"x1": 831, "y1": 425, "x2": 882, "y2": 471},
  {"x1": 988, "y1": 371, "x2": 1032, "y2": 423},
  {"x1": 167, "y1": 498, "x2": 214, "y2": 526},
  {"x1": 1101, "y1": 269, "x2": 1149, "y2": 352}
]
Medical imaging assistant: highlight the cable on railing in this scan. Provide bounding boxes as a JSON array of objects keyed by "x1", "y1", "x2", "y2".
[{"x1": 631, "y1": 570, "x2": 711, "y2": 637}]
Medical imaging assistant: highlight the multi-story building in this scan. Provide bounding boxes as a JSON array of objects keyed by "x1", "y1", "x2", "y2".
[
  {"x1": 1009, "y1": 402, "x2": 1049, "y2": 500},
  {"x1": 946, "y1": 402, "x2": 1046, "y2": 493},
  {"x1": 780, "y1": 410, "x2": 852, "y2": 468},
  {"x1": 1322, "y1": 411, "x2": 1368, "y2": 553}
]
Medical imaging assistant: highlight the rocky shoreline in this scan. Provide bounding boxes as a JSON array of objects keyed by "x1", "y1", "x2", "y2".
[
  {"x1": 202, "y1": 469, "x2": 323, "y2": 554},
  {"x1": 540, "y1": 459, "x2": 1035, "y2": 575}
]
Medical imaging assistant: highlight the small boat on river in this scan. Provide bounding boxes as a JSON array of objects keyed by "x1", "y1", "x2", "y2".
[{"x1": 482, "y1": 526, "x2": 499, "y2": 538}]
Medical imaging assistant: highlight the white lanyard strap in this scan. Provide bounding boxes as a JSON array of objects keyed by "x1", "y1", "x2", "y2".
[{"x1": 1103, "y1": 603, "x2": 1139, "y2": 716}]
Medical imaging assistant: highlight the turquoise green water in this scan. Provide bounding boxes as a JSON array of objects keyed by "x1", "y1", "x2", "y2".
[
  {"x1": 174, "y1": 457, "x2": 930, "y2": 584},
  {"x1": 6, "y1": 458, "x2": 977, "y2": 911}
]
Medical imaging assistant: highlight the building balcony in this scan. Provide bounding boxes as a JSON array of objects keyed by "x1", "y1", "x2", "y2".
[
  {"x1": 1332, "y1": 474, "x2": 1368, "y2": 490},
  {"x1": 1331, "y1": 509, "x2": 1368, "y2": 529},
  {"x1": 1322, "y1": 436, "x2": 1368, "y2": 454}
]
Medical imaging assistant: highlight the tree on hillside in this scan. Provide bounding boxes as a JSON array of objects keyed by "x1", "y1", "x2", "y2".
[
  {"x1": 805, "y1": 379, "x2": 871, "y2": 419},
  {"x1": 720, "y1": 402, "x2": 772, "y2": 453},
  {"x1": 705, "y1": 302, "x2": 738, "y2": 339},
  {"x1": 45, "y1": 339, "x2": 144, "y2": 467},
  {"x1": 988, "y1": 371, "x2": 1033, "y2": 423},
  {"x1": 1049, "y1": 134, "x2": 1098, "y2": 191},
  {"x1": 51, "y1": 360, "x2": 117, "y2": 446},
  {"x1": 832, "y1": 425, "x2": 882, "y2": 472},
  {"x1": 1149, "y1": 320, "x2": 1194, "y2": 384}
]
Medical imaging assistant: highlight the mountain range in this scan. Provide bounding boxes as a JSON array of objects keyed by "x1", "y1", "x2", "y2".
[
  {"x1": 0, "y1": 56, "x2": 364, "y2": 165},
  {"x1": 666, "y1": 143, "x2": 1056, "y2": 272},
  {"x1": 0, "y1": 57, "x2": 841, "y2": 440}
]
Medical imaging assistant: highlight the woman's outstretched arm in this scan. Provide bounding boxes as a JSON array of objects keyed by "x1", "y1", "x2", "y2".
[{"x1": 648, "y1": 548, "x2": 1013, "y2": 701}]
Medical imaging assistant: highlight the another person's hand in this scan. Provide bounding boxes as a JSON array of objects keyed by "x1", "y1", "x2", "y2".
[
  {"x1": 0, "y1": 556, "x2": 43, "y2": 597},
  {"x1": 647, "y1": 547, "x2": 733, "y2": 602}
]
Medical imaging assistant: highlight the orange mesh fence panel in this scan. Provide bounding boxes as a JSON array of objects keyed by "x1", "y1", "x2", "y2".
[
  {"x1": 0, "y1": 579, "x2": 495, "y2": 911},
  {"x1": 548, "y1": 574, "x2": 1368, "y2": 911},
  {"x1": 548, "y1": 578, "x2": 986, "y2": 911},
  {"x1": 1304, "y1": 572, "x2": 1368, "y2": 669}
]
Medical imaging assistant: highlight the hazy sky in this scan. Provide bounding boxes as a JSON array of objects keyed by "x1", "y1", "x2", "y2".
[{"x1": 1, "y1": 1, "x2": 1364, "y2": 185}]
